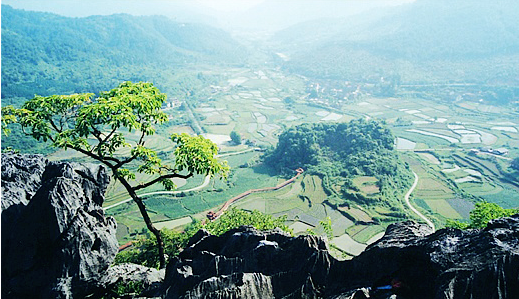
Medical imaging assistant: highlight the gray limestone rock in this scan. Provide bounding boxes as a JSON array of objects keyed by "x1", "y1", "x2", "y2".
[
  {"x1": 158, "y1": 217, "x2": 519, "y2": 299},
  {"x1": 1, "y1": 154, "x2": 118, "y2": 298},
  {"x1": 328, "y1": 216, "x2": 519, "y2": 299},
  {"x1": 160, "y1": 225, "x2": 334, "y2": 298}
]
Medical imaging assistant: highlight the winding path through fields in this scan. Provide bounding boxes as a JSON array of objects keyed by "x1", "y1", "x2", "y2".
[
  {"x1": 405, "y1": 171, "x2": 435, "y2": 232},
  {"x1": 103, "y1": 148, "x2": 260, "y2": 211}
]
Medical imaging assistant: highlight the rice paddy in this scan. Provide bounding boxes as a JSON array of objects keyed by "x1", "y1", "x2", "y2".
[{"x1": 96, "y1": 66, "x2": 518, "y2": 253}]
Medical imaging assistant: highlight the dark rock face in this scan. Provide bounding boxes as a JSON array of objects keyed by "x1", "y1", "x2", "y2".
[
  {"x1": 331, "y1": 218, "x2": 519, "y2": 299},
  {"x1": 160, "y1": 226, "x2": 335, "y2": 298},
  {"x1": 160, "y1": 217, "x2": 519, "y2": 299},
  {"x1": 1, "y1": 153, "x2": 118, "y2": 298}
]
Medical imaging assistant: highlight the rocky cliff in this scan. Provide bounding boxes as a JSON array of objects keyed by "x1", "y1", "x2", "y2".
[
  {"x1": 2, "y1": 154, "x2": 518, "y2": 298},
  {"x1": 157, "y1": 219, "x2": 519, "y2": 299},
  {"x1": 1, "y1": 153, "x2": 118, "y2": 298}
]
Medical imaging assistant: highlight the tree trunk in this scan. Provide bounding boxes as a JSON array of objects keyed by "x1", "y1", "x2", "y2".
[
  {"x1": 117, "y1": 176, "x2": 166, "y2": 269},
  {"x1": 133, "y1": 195, "x2": 166, "y2": 269}
]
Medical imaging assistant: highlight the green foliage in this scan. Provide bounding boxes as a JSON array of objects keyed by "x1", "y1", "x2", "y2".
[
  {"x1": 320, "y1": 217, "x2": 334, "y2": 239},
  {"x1": 113, "y1": 280, "x2": 145, "y2": 298},
  {"x1": 204, "y1": 208, "x2": 293, "y2": 236},
  {"x1": 306, "y1": 217, "x2": 334, "y2": 239},
  {"x1": 115, "y1": 209, "x2": 292, "y2": 268},
  {"x1": 445, "y1": 219, "x2": 469, "y2": 230},
  {"x1": 1, "y1": 105, "x2": 17, "y2": 136},
  {"x1": 306, "y1": 229, "x2": 317, "y2": 235},
  {"x1": 230, "y1": 130, "x2": 242, "y2": 145},
  {"x1": 172, "y1": 133, "x2": 229, "y2": 178},
  {"x1": 264, "y1": 119, "x2": 412, "y2": 206},
  {"x1": 114, "y1": 225, "x2": 200, "y2": 268},
  {"x1": 446, "y1": 201, "x2": 518, "y2": 229}
]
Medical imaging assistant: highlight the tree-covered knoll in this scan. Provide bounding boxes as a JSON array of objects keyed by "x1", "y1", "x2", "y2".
[{"x1": 265, "y1": 119, "x2": 413, "y2": 206}]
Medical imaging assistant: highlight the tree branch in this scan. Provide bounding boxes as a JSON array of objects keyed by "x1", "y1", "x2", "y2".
[
  {"x1": 137, "y1": 129, "x2": 146, "y2": 146},
  {"x1": 113, "y1": 129, "x2": 147, "y2": 169},
  {"x1": 48, "y1": 119, "x2": 61, "y2": 134},
  {"x1": 132, "y1": 172, "x2": 193, "y2": 191},
  {"x1": 103, "y1": 126, "x2": 118, "y2": 144},
  {"x1": 72, "y1": 145, "x2": 116, "y2": 169}
]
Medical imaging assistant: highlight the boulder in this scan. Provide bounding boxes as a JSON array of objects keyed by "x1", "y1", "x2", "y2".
[
  {"x1": 160, "y1": 226, "x2": 334, "y2": 298},
  {"x1": 1, "y1": 153, "x2": 118, "y2": 298}
]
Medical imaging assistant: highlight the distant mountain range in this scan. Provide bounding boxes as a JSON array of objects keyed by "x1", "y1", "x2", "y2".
[
  {"x1": 1, "y1": 4, "x2": 247, "y2": 98},
  {"x1": 272, "y1": 0, "x2": 519, "y2": 85},
  {"x1": 3, "y1": 0, "x2": 519, "y2": 99}
]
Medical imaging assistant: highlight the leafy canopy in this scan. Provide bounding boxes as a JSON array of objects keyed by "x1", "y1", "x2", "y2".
[
  {"x1": 9, "y1": 81, "x2": 229, "y2": 190},
  {"x1": 204, "y1": 207, "x2": 292, "y2": 236},
  {"x1": 447, "y1": 201, "x2": 518, "y2": 229}
]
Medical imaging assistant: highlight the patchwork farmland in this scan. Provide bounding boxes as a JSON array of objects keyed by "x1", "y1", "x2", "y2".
[{"x1": 103, "y1": 65, "x2": 518, "y2": 257}]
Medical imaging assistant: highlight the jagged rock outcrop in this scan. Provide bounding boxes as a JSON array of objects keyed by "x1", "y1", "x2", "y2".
[
  {"x1": 328, "y1": 218, "x2": 519, "y2": 299},
  {"x1": 160, "y1": 226, "x2": 335, "y2": 298},
  {"x1": 1, "y1": 153, "x2": 119, "y2": 298},
  {"x1": 159, "y1": 217, "x2": 519, "y2": 299}
]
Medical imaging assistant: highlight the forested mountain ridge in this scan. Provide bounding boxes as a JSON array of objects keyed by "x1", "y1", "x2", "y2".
[
  {"x1": 273, "y1": 0, "x2": 519, "y2": 85},
  {"x1": 1, "y1": 5, "x2": 247, "y2": 99}
]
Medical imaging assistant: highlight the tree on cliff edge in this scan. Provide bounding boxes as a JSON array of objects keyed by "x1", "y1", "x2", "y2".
[{"x1": 3, "y1": 81, "x2": 229, "y2": 269}]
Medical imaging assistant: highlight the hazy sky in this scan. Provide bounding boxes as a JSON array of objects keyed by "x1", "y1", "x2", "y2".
[
  {"x1": 2, "y1": 0, "x2": 416, "y2": 31},
  {"x1": 196, "y1": 0, "x2": 265, "y2": 12}
]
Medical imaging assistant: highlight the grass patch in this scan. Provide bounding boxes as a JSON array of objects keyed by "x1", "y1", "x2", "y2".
[
  {"x1": 446, "y1": 197, "x2": 475, "y2": 219},
  {"x1": 424, "y1": 199, "x2": 462, "y2": 219},
  {"x1": 352, "y1": 176, "x2": 380, "y2": 195}
]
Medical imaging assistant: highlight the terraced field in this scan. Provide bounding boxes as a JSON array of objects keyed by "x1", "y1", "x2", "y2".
[{"x1": 100, "y1": 65, "x2": 518, "y2": 250}]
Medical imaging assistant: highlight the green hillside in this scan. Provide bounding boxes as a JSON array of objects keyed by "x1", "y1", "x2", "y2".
[
  {"x1": 273, "y1": 0, "x2": 519, "y2": 88},
  {"x1": 1, "y1": 4, "x2": 247, "y2": 99}
]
